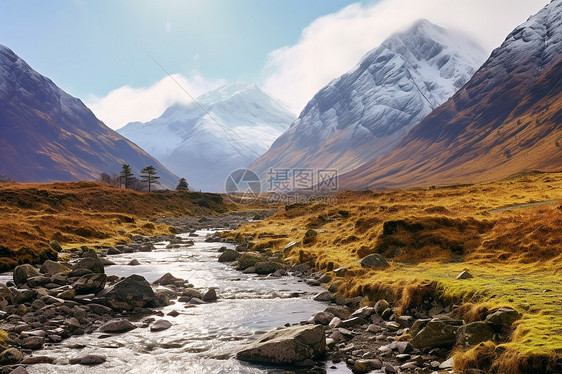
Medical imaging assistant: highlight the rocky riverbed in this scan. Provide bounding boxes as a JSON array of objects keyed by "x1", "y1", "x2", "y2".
[{"x1": 0, "y1": 211, "x2": 525, "y2": 374}]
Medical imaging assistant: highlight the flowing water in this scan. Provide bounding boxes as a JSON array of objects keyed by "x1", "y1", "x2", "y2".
[{"x1": 19, "y1": 230, "x2": 350, "y2": 374}]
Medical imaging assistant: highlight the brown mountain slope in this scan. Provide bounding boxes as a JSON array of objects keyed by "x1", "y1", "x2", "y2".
[
  {"x1": 339, "y1": 1, "x2": 562, "y2": 190},
  {"x1": 0, "y1": 44, "x2": 179, "y2": 188}
]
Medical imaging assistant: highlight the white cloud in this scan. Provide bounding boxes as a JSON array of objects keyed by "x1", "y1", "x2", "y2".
[
  {"x1": 263, "y1": 0, "x2": 549, "y2": 114},
  {"x1": 86, "y1": 73, "x2": 226, "y2": 130}
]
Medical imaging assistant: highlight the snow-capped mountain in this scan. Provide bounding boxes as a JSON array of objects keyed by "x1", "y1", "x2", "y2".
[
  {"x1": 250, "y1": 19, "x2": 487, "y2": 181},
  {"x1": 118, "y1": 83, "x2": 295, "y2": 192},
  {"x1": 339, "y1": 0, "x2": 562, "y2": 190},
  {"x1": 0, "y1": 44, "x2": 178, "y2": 188}
]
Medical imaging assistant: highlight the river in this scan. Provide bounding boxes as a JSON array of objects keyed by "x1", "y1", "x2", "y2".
[{"x1": 16, "y1": 230, "x2": 349, "y2": 373}]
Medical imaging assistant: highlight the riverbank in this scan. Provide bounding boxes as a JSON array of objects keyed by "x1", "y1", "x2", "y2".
[
  {"x1": 230, "y1": 172, "x2": 562, "y2": 373},
  {"x1": 0, "y1": 182, "x2": 228, "y2": 270}
]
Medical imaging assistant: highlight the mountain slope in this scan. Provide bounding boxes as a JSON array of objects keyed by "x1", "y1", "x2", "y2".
[
  {"x1": 118, "y1": 84, "x2": 295, "y2": 192},
  {"x1": 339, "y1": 0, "x2": 562, "y2": 190},
  {"x1": 250, "y1": 20, "x2": 486, "y2": 180},
  {"x1": 0, "y1": 44, "x2": 178, "y2": 188}
]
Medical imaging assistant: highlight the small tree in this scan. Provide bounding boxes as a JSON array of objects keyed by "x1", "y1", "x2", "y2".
[
  {"x1": 140, "y1": 165, "x2": 161, "y2": 192},
  {"x1": 176, "y1": 177, "x2": 189, "y2": 191},
  {"x1": 120, "y1": 163, "x2": 134, "y2": 189}
]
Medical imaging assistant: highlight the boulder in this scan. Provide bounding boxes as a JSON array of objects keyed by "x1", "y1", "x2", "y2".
[
  {"x1": 72, "y1": 273, "x2": 107, "y2": 294},
  {"x1": 360, "y1": 253, "x2": 389, "y2": 268},
  {"x1": 218, "y1": 248, "x2": 241, "y2": 262},
  {"x1": 13, "y1": 264, "x2": 40, "y2": 286},
  {"x1": 26, "y1": 276, "x2": 51, "y2": 288},
  {"x1": 485, "y1": 308, "x2": 521, "y2": 327},
  {"x1": 9, "y1": 367, "x2": 29, "y2": 374},
  {"x1": 237, "y1": 252, "x2": 266, "y2": 270},
  {"x1": 73, "y1": 257, "x2": 104, "y2": 274},
  {"x1": 10, "y1": 288, "x2": 37, "y2": 305},
  {"x1": 312, "y1": 311, "x2": 335, "y2": 325},
  {"x1": 96, "y1": 274, "x2": 155, "y2": 310},
  {"x1": 153, "y1": 272, "x2": 183, "y2": 286},
  {"x1": 0, "y1": 348, "x2": 23, "y2": 365},
  {"x1": 40, "y1": 260, "x2": 70, "y2": 275},
  {"x1": 57, "y1": 289, "x2": 76, "y2": 300},
  {"x1": 202, "y1": 288, "x2": 217, "y2": 302},
  {"x1": 107, "y1": 247, "x2": 122, "y2": 255},
  {"x1": 254, "y1": 261, "x2": 284, "y2": 275},
  {"x1": 236, "y1": 324, "x2": 326, "y2": 364},
  {"x1": 21, "y1": 336, "x2": 44, "y2": 350},
  {"x1": 456, "y1": 321, "x2": 495, "y2": 347},
  {"x1": 150, "y1": 319, "x2": 172, "y2": 332},
  {"x1": 313, "y1": 291, "x2": 333, "y2": 302},
  {"x1": 98, "y1": 319, "x2": 136, "y2": 333},
  {"x1": 49, "y1": 240, "x2": 63, "y2": 252},
  {"x1": 128, "y1": 259, "x2": 140, "y2": 266},
  {"x1": 412, "y1": 319, "x2": 459, "y2": 348}
]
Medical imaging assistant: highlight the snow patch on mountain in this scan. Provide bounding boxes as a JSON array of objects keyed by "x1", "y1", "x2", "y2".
[{"x1": 118, "y1": 83, "x2": 295, "y2": 192}]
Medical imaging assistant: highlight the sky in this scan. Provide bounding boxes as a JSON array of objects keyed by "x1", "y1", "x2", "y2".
[{"x1": 0, "y1": 0, "x2": 550, "y2": 129}]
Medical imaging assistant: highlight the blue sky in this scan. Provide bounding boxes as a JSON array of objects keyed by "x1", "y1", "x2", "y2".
[
  {"x1": 0, "y1": 0, "x2": 548, "y2": 128},
  {"x1": 0, "y1": 0, "x2": 363, "y2": 98}
]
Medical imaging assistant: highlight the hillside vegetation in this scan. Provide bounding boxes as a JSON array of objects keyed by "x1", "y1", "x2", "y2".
[
  {"x1": 232, "y1": 172, "x2": 562, "y2": 373},
  {"x1": 0, "y1": 181, "x2": 226, "y2": 270}
]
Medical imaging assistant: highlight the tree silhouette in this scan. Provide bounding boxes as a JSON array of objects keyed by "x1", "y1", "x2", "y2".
[
  {"x1": 176, "y1": 177, "x2": 189, "y2": 191},
  {"x1": 140, "y1": 165, "x2": 161, "y2": 192},
  {"x1": 120, "y1": 163, "x2": 134, "y2": 189}
]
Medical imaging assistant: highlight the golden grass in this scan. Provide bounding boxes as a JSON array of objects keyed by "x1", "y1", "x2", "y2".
[
  {"x1": 0, "y1": 181, "x2": 227, "y2": 270},
  {"x1": 231, "y1": 171, "x2": 562, "y2": 372}
]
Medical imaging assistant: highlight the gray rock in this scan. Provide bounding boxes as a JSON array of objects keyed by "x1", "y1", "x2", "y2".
[
  {"x1": 254, "y1": 261, "x2": 284, "y2": 275},
  {"x1": 202, "y1": 288, "x2": 217, "y2": 302},
  {"x1": 13, "y1": 264, "x2": 40, "y2": 286},
  {"x1": 26, "y1": 276, "x2": 51, "y2": 288},
  {"x1": 313, "y1": 291, "x2": 333, "y2": 302},
  {"x1": 40, "y1": 260, "x2": 70, "y2": 275},
  {"x1": 107, "y1": 247, "x2": 122, "y2": 255},
  {"x1": 150, "y1": 319, "x2": 172, "y2": 332},
  {"x1": 333, "y1": 267, "x2": 348, "y2": 276},
  {"x1": 218, "y1": 248, "x2": 241, "y2": 262},
  {"x1": 73, "y1": 257, "x2": 104, "y2": 273},
  {"x1": 312, "y1": 311, "x2": 335, "y2": 325},
  {"x1": 21, "y1": 336, "x2": 44, "y2": 350},
  {"x1": 0, "y1": 348, "x2": 23, "y2": 364},
  {"x1": 456, "y1": 321, "x2": 495, "y2": 347},
  {"x1": 485, "y1": 308, "x2": 521, "y2": 326},
  {"x1": 99, "y1": 319, "x2": 136, "y2": 333},
  {"x1": 21, "y1": 356, "x2": 54, "y2": 364},
  {"x1": 10, "y1": 288, "x2": 37, "y2": 305},
  {"x1": 96, "y1": 274, "x2": 155, "y2": 311},
  {"x1": 72, "y1": 273, "x2": 107, "y2": 294},
  {"x1": 236, "y1": 324, "x2": 326, "y2": 364},
  {"x1": 57, "y1": 289, "x2": 76, "y2": 300},
  {"x1": 237, "y1": 252, "x2": 266, "y2": 270},
  {"x1": 153, "y1": 272, "x2": 183, "y2": 286},
  {"x1": 70, "y1": 355, "x2": 106, "y2": 365},
  {"x1": 9, "y1": 367, "x2": 29, "y2": 374},
  {"x1": 412, "y1": 319, "x2": 459, "y2": 348},
  {"x1": 359, "y1": 254, "x2": 389, "y2": 268},
  {"x1": 352, "y1": 359, "x2": 383, "y2": 373},
  {"x1": 456, "y1": 270, "x2": 473, "y2": 279},
  {"x1": 128, "y1": 259, "x2": 140, "y2": 266}
]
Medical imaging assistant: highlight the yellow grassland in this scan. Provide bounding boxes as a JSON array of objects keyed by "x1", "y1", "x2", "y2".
[{"x1": 232, "y1": 171, "x2": 562, "y2": 373}]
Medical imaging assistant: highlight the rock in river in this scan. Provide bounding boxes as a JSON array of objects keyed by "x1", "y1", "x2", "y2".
[
  {"x1": 13, "y1": 264, "x2": 40, "y2": 286},
  {"x1": 96, "y1": 274, "x2": 155, "y2": 311},
  {"x1": 237, "y1": 324, "x2": 326, "y2": 365},
  {"x1": 99, "y1": 320, "x2": 136, "y2": 333},
  {"x1": 150, "y1": 319, "x2": 172, "y2": 332},
  {"x1": 72, "y1": 273, "x2": 107, "y2": 294}
]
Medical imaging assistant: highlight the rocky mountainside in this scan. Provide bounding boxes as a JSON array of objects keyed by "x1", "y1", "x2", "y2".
[
  {"x1": 118, "y1": 84, "x2": 294, "y2": 192},
  {"x1": 339, "y1": 0, "x2": 562, "y2": 190},
  {"x1": 250, "y1": 19, "x2": 486, "y2": 181},
  {"x1": 0, "y1": 44, "x2": 178, "y2": 188}
]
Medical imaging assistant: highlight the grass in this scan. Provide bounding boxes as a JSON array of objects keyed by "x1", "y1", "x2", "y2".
[
  {"x1": 230, "y1": 171, "x2": 562, "y2": 373},
  {"x1": 0, "y1": 181, "x2": 227, "y2": 270}
]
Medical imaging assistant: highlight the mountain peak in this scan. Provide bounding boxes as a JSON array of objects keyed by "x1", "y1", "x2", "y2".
[{"x1": 250, "y1": 21, "x2": 486, "y2": 180}]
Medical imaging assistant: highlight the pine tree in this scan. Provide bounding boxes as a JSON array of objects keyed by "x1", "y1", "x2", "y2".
[
  {"x1": 140, "y1": 165, "x2": 161, "y2": 192},
  {"x1": 176, "y1": 177, "x2": 189, "y2": 191},
  {"x1": 120, "y1": 163, "x2": 134, "y2": 189}
]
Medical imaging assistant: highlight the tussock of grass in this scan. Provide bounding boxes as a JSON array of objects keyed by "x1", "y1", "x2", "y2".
[
  {"x1": 232, "y1": 172, "x2": 562, "y2": 372},
  {"x1": 0, "y1": 181, "x2": 227, "y2": 269}
]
